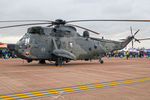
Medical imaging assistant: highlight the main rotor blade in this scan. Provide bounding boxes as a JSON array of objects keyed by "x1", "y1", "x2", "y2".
[
  {"x1": 68, "y1": 24, "x2": 100, "y2": 34},
  {"x1": 67, "y1": 19, "x2": 150, "y2": 23},
  {"x1": 47, "y1": 24, "x2": 54, "y2": 27},
  {"x1": 138, "y1": 38, "x2": 150, "y2": 40},
  {"x1": 0, "y1": 23, "x2": 51, "y2": 29},
  {"x1": 0, "y1": 20, "x2": 52, "y2": 23}
]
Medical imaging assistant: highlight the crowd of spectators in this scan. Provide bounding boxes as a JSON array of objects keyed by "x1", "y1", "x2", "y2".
[
  {"x1": 0, "y1": 48, "x2": 150, "y2": 60},
  {"x1": 106, "y1": 50, "x2": 150, "y2": 59},
  {"x1": 0, "y1": 49, "x2": 17, "y2": 59}
]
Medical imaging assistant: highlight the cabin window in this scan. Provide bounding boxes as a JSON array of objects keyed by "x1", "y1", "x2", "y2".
[
  {"x1": 25, "y1": 38, "x2": 30, "y2": 45},
  {"x1": 27, "y1": 27, "x2": 44, "y2": 35}
]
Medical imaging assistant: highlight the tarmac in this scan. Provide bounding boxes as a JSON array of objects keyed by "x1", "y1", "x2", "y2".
[{"x1": 0, "y1": 57, "x2": 150, "y2": 100}]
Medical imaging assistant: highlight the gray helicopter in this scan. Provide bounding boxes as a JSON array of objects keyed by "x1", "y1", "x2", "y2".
[{"x1": 0, "y1": 19, "x2": 150, "y2": 66}]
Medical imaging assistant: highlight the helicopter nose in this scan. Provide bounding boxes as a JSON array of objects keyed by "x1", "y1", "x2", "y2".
[
  {"x1": 7, "y1": 44, "x2": 16, "y2": 51},
  {"x1": 8, "y1": 44, "x2": 27, "y2": 59}
]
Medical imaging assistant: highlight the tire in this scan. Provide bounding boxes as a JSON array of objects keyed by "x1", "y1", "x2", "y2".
[
  {"x1": 99, "y1": 59, "x2": 104, "y2": 64},
  {"x1": 39, "y1": 60, "x2": 46, "y2": 64},
  {"x1": 55, "y1": 58, "x2": 63, "y2": 66}
]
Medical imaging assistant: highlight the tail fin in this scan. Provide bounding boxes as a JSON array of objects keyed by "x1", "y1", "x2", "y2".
[
  {"x1": 119, "y1": 28, "x2": 140, "y2": 49},
  {"x1": 120, "y1": 36, "x2": 133, "y2": 49}
]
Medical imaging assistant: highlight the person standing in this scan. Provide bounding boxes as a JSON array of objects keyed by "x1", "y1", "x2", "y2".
[
  {"x1": 0, "y1": 50, "x2": 2, "y2": 58},
  {"x1": 126, "y1": 51, "x2": 129, "y2": 60},
  {"x1": 2, "y1": 50, "x2": 6, "y2": 58}
]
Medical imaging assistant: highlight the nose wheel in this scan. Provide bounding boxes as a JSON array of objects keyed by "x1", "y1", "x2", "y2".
[{"x1": 39, "y1": 60, "x2": 46, "y2": 64}]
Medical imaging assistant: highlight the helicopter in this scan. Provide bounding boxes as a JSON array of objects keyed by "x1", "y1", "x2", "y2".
[{"x1": 0, "y1": 19, "x2": 150, "y2": 66}]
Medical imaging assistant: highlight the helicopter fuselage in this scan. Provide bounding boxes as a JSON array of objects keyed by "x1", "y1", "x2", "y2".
[{"x1": 14, "y1": 25, "x2": 132, "y2": 63}]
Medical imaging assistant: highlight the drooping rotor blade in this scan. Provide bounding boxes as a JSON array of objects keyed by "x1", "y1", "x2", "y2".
[
  {"x1": 0, "y1": 20, "x2": 52, "y2": 23},
  {"x1": 68, "y1": 24, "x2": 100, "y2": 34},
  {"x1": 0, "y1": 23, "x2": 51, "y2": 29},
  {"x1": 138, "y1": 38, "x2": 150, "y2": 41},
  {"x1": 67, "y1": 19, "x2": 150, "y2": 23}
]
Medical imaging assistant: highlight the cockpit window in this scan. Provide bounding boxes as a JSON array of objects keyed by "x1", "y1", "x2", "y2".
[{"x1": 27, "y1": 27, "x2": 44, "y2": 34}]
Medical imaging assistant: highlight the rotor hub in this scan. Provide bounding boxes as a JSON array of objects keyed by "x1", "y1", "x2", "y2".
[{"x1": 52, "y1": 19, "x2": 66, "y2": 25}]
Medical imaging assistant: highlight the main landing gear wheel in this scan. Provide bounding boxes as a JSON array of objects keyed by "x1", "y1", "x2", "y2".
[
  {"x1": 55, "y1": 58, "x2": 63, "y2": 66},
  {"x1": 27, "y1": 59, "x2": 32, "y2": 63},
  {"x1": 99, "y1": 59, "x2": 104, "y2": 64},
  {"x1": 39, "y1": 60, "x2": 46, "y2": 64}
]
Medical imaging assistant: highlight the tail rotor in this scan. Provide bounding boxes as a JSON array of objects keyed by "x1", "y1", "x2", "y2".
[{"x1": 130, "y1": 27, "x2": 140, "y2": 48}]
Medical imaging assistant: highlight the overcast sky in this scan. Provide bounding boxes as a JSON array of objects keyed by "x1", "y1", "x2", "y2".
[{"x1": 0, "y1": 0, "x2": 150, "y2": 48}]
